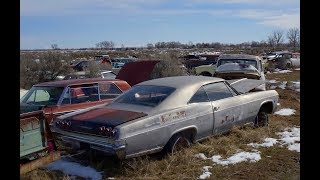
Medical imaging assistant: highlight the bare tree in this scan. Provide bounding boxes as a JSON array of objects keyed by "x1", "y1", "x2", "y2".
[
  {"x1": 267, "y1": 30, "x2": 284, "y2": 48},
  {"x1": 146, "y1": 43, "x2": 154, "y2": 49},
  {"x1": 96, "y1": 41, "x2": 115, "y2": 49},
  {"x1": 51, "y1": 44, "x2": 59, "y2": 50},
  {"x1": 287, "y1": 28, "x2": 300, "y2": 51}
]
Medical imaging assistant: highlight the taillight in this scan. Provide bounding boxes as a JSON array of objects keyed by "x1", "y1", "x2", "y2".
[
  {"x1": 98, "y1": 126, "x2": 117, "y2": 137},
  {"x1": 47, "y1": 140, "x2": 55, "y2": 152}
]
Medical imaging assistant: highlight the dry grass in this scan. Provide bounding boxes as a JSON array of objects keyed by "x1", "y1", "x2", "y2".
[{"x1": 21, "y1": 68, "x2": 300, "y2": 180}]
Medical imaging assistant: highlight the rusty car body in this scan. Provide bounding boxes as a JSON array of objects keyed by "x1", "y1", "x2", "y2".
[
  {"x1": 214, "y1": 54, "x2": 266, "y2": 91},
  {"x1": 20, "y1": 78, "x2": 131, "y2": 125},
  {"x1": 51, "y1": 76, "x2": 278, "y2": 159},
  {"x1": 20, "y1": 110, "x2": 60, "y2": 174}
]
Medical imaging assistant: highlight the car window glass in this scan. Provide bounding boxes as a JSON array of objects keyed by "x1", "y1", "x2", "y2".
[
  {"x1": 99, "y1": 83, "x2": 122, "y2": 100},
  {"x1": 102, "y1": 72, "x2": 116, "y2": 79},
  {"x1": 21, "y1": 86, "x2": 64, "y2": 106},
  {"x1": 114, "y1": 85, "x2": 175, "y2": 107},
  {"x1": 61, "y1": 84, "x2": 99, "y2": 104},
  {"x1": 189, "y1": 87, "x2": 209, "y2": 103},
  {"x1": 203, "y1": 82, "x2": 233, "y2": 101}
]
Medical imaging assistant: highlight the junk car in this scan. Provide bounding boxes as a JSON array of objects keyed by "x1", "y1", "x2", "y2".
[{"x1": 52, "y1": 76, "x2": 278, "y2": 159}]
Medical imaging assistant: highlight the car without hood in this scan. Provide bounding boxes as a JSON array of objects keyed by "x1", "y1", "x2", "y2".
[{"x1": 52, "y1": 76, "x2": 278, "y2": 159}]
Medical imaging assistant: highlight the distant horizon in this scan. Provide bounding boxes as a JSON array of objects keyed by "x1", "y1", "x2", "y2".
[{"x1": 21, "y1": 0, "x2": 300, "y2": 49}]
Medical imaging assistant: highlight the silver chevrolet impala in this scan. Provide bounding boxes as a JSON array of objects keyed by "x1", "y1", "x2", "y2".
[{"x1": 51, "y1": 76, "x2": 279, "y2": 159}]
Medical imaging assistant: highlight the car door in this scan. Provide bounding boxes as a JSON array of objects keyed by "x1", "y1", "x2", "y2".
[
  {"x1": 187, "y1": 86, "x2": 214, "y2": 140},
  {"x1": 202, "y1": 82, "x2": 247, "y2": 134}
]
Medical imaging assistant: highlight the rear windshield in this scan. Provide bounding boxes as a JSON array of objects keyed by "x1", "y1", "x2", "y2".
[
  {"x1": 113, "y1": 85, "x2": 175, "y2": 107},
  {"x1": 217, "y1": 59, "x2": 257, "y2": 69}
]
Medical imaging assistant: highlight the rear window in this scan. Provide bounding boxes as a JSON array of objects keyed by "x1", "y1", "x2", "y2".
[
  {"x1": 113, "y1": 85, "x2": 175, "y2": 107},
  {"x1": 217, "y1": 59, "x2": 257, "y2": 69}
]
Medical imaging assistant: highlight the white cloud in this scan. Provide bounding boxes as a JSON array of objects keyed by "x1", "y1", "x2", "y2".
[
  {"x1": 237, "y1": 9, "x2": 300, "y2": 29},
  {"x1": 189, "y1": 0, "x2": 299, "y2": 6},
  {"x1": 20, "y1": 0, "x2": 169, "y2": 16},
  {"x1": 259, "y1": 14, "x2": 300, "y2": 29}
]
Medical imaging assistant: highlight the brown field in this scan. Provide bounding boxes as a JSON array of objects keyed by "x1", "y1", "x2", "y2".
[{"x1": 21, "y1": 70, "x2": 300, "y2": 180}]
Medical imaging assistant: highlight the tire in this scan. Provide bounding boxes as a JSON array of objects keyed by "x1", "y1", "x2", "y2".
[
  {"x1": 255, "y1": 108, "x2": 269, "y2": 127},
  {"x1": 164, "y1": 133, "x2": 191, "y2": 155},
  {"x1": 286, "y1": 63, "x2": 292, "y2": 69}
]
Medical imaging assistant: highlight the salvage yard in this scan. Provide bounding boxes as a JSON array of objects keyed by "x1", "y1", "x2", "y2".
[{"x1": 21, "y1": 69, "x2": 300, "y2": 180}]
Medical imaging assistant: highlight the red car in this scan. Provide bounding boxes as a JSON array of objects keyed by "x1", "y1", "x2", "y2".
[{"x1": 20, "y1": 78, "x2": 131, "y2": 124}]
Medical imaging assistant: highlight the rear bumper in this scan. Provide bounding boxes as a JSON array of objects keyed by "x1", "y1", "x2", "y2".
[{"x1": 55, "y1": 132, "x2": 126, "y2": 160}]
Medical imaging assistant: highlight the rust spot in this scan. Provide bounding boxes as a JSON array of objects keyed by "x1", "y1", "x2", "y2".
[{"x1": 20, "y1": 151, "x2": 60, "y2": 175}]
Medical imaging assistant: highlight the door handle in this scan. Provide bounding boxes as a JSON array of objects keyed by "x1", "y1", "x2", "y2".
[{"x1": 213, "y1": 106, "x2": 220, "y2": 111}]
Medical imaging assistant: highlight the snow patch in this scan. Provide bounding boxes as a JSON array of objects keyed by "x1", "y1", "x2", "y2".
[
  {"x1": 199, "y1": 166, "x2": 212, "y2": 179},
  {"x1": 195, "y1": 153, "x2": 208, "y2": 160},
  {"x1": 277, "y1": 127, "x2": 300, "y2": 152},
  {"x1": 294, "y1": 68, "x2": 300, "y2": 70},
  {"x1": 273, "y1": 69, "x2": 292, "y2": 73},
  {"x1": 274, "y1": 108, "x2": 296, "y2": 116},
  {"x1": 248, "y1": 138, "x2": 278, "y2": 148},
  {"x1": 44, "y1": 159, "x2": 102, "y2": 180},
  {"x1": 209, "y1": 151, "x2": 261, "y2": 165}
]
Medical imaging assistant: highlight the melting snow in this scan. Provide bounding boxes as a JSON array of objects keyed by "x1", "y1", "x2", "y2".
[
  {"x1": 273, "y1": 69, "x2": 292, "y2": 73},
  {"x1": 274, "y1": 108, "x2": 296, "y2": 116},
  {"x1": 210, "y1": 151, "x2": 261, "y2": 165},
  {"x1": 277, "y1": 127, "x2": 300, "y2": 152},
  {"x1": 294, "y1": 68, "x2": 300, "y2": 70},
  {"x1": 247, "y1": 127, "x2": 300, "y2": 153},
  {"x1": 198, "y1": 166, "x2": 212, "y2": 179},
  {"x1": 44, "y1": 159, "x2": 102, "y2": 180},
  {"x1": 248, "y1": 138, "x2": 278, "y2": 148},
  {"x1": 268, "y1": 80, "x2": 277, "y2": 83},
  {"x1": 195, "y1": 153, "x2": 208, "y2": 160}
]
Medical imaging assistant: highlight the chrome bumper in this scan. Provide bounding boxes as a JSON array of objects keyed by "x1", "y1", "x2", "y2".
[{"x1": 56, "y1": 133, "x2": 126, "y2": 160}]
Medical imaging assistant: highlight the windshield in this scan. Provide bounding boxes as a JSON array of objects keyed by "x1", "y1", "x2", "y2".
[
  {"x1": 20, "y1": 86, "x2": 65, "y2": 106},
  {"x1": 113, "y1": 85, "x2": 175, "y2": 107},
  {"x1": 217, "y1": 59, "x2": 258, "y2": 69}
]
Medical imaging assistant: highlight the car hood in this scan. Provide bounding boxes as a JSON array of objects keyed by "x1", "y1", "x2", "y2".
[
  {"x1": 227, "y1": 78, "x2": 266, "y2": 93},
  {"x1": 55, "y1": 107, "x2": 147, "y2": 135},
  {"x1": 115, "y1": 60, "x2": 160, "y2": 86}
]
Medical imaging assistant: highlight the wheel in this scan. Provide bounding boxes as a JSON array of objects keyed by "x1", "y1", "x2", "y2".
[
  {"x1": 286, "y1": 63, "x2": 292, "y2": 69},
  {"x1": 255, "y1": 109, "x2": 269, "y2": 127},
  {"x1": 164, "y1": 133, "x2": 191, "y2": 155}
]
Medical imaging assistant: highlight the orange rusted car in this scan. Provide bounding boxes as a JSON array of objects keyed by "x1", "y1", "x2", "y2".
[
  {"x1": 20, "y1": 78, "x2": 131, "y2": 124},
  {"x1": 20, "y1": 78, "x2": 130, "y2": 174}
]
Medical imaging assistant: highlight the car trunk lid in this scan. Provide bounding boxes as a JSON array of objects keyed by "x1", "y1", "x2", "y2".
[{"x1": 58, "y1": 107, "x2": 147, "y2": 135}]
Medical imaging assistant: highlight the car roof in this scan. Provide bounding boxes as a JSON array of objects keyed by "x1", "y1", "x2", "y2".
[
  {"x1": 138, "y1": 76, "x2": 224, "y2": 89},
  {"x1": 35, "y1": 78, "x2": 124, "y2": 87},
  {"x1": 218, "y1": 54, "x2": 259, "y2": 60}
]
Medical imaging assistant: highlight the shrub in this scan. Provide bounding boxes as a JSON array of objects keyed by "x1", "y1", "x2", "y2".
[
  {"x1": 150, "y1": 52, "x2": 188, "y2": 79},
  {"x1": 20, "y1": 52, "x2": 72, "y2": 89}
]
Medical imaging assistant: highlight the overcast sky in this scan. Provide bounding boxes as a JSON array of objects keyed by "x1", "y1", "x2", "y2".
[{"x1": 20, "y1": 0, "x2": 300, "y2": 49}]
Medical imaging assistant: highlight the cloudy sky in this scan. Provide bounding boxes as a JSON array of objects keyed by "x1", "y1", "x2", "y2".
[{"x1": 20, "y1": 0, "x2": 300, "y2": 49}]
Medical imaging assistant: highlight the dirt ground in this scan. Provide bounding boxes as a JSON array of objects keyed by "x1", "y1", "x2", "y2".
[{"x1": 21, "y1": 69, "x2": 300, "y2": 180}]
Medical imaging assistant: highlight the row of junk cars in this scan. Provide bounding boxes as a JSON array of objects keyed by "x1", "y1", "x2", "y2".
[{"x1": 20, "y1": 51, "x2": 299, "y2": 174}]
